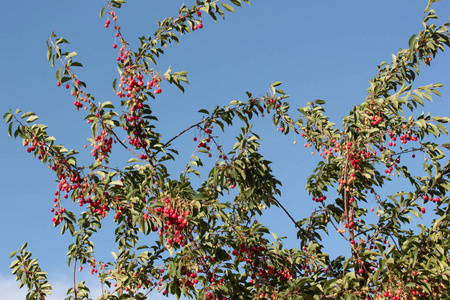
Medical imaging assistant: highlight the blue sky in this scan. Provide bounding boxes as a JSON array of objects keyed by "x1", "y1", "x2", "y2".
[{"x1": 1, "y1": 0, "x2": 450, "y2": 299}]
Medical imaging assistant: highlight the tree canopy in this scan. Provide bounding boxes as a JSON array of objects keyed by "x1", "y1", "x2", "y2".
[{"x1": 4, "y1": 0, "x2": 450, "y2": 299}]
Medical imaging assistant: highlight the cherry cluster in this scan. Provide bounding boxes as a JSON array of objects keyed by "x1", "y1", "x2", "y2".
[
  {"x1": 51, "y1": 169, "x2": 84, "y2": 225},
  {"x1": 193, "y1": 126, "x2": 225, "y2": 159},
  {"x1": 91, "y1": 131, "x2": 113, "y2": 161},
  {"x1": 311, "y1": 195, "x2": 327, "y2": 203},
  {"x1": 116, "y1": 72, "x2": 162, "y2": 99},
  {"x1": 153, "y1": 197, "x2": 192, "y2": 248},
  {"x1": 179, "y1": 265, "x2": 199, "y2": 288},
  {"x1": 181, "y1": 10, "x2": 203, "y2": 30}
]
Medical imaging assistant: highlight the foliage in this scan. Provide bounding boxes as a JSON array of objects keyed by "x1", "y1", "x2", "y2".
[{"x1": 4, "y1": 0, "x2": 450, "y2": 299}]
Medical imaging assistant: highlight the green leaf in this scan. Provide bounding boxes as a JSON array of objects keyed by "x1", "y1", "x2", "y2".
[
  {"x1": 193, "y1": 193, "x2": 209, "y2": 201},
  {"x1": 7, "y1": 122, "x2": 13, "y2": 138},
  {"x1": 56, "y1": 67, "x2": 62, "y2": 82},
  {"x1": 99, "y1": 7, "x2": 106, "y2": 19},
  {"x1": 230, "y1": 0, "x2": 242, "y2": 7},
  {"x1": 164, "y1": 66, "x2": 172, "y2": 79},
  {"x1": 20, "y1": 242, "x2": 28, "y2": 251},
  {"x1": 416, "y1": 119, "x2": 427, "y2": 128},
  {"x1": 66, "y1": 52, "x2": 77, "y2": 59},
  {"x1": 112, "y1": 78, "x2": 117, "y2": 93},
  {"x1": 26, "y1": 116, "x2": 39, "y2": 123},
  {"x1": 221, "y1": 3, "x2": 235, "y2": 12},
  {"x1": 110, "y1": 180, "x2": 124, "y2": 186},
  {"x1": 46, "y1": 46, "x2": 52, "y2": 62},
  {"x1": 21, "y1": 112, "x2": 36, "y2": 119},
  {"x1": 3, "y1": 112, "x2": 13, "y2": 123},
  {"x1": 9, "y1": 251, "x2": 17, "y2": 258},
  {"x1": 127, "y1": 158, "x2": 141, "y2": 163},
  {"x1": 408, "y1": 34, "x2": 417, "y2": 56},
  {"x1": 100, "y1": 101, "x2": 115, "y2": 109},
  {"x1": 9, "y1": 259, "x2": 19, "y2": 269}
]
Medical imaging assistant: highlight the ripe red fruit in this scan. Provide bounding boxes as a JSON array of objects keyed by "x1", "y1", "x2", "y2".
[
  {"x1": 57, "y1": 82, "x2": 61, "y2": 87},
  {"x1": 421, "y1": 207, "x2": 426, "y2": 214},
  {"x1": 198, "y1": 23, "x2": 203, "y2": 29},
  {"x1": 113, "y1": 44, "x2": 117, "y2": 48},
  {"x1": 65, "y1": 84, "x2": 70, "y2": 89}
]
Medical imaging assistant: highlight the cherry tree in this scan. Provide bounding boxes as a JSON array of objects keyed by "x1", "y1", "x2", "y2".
[{"x1": 4, "y1": 0, "x2": 450, "y2": 299}]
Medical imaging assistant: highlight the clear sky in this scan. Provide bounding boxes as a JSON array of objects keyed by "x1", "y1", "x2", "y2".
[{"x1": 1, "y1": 1, "x2": 450, "y2": 299}]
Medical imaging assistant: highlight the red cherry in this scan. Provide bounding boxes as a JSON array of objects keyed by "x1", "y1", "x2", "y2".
[
  {"x1": 57, "y1": 82, "x2": 61, "y2": 87},
  {"x1": 421, "y1": 207, "x2": 426, "y2": 214},
  {"x1": 65, "y1": 84, "x2": 70, "y2": 89},
  {"x1": 113, "y1": 44, "x2": 117, "y2": 48},
  {"x1": 198, "y1": 23, "x2": 203, "y2": 29}
]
